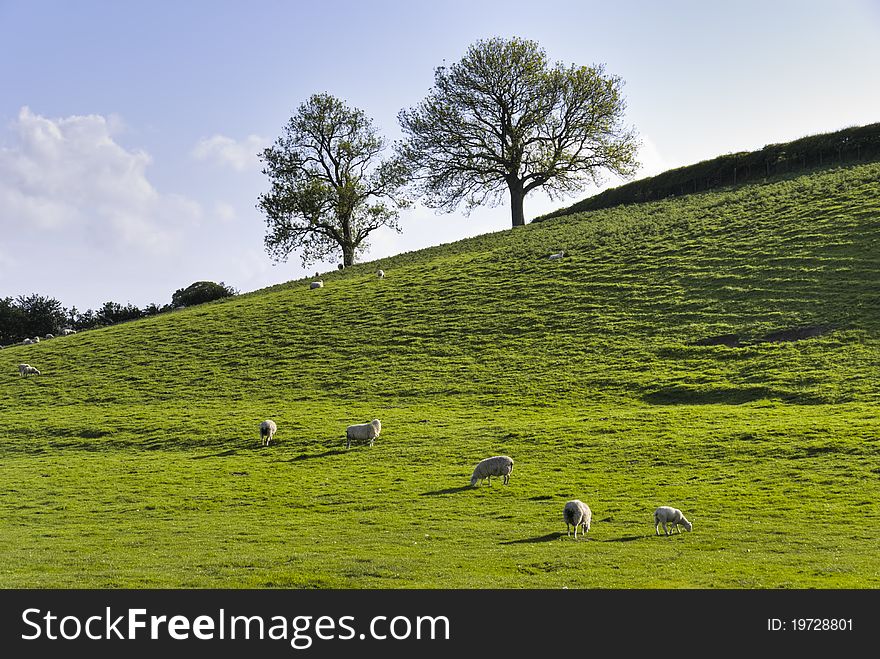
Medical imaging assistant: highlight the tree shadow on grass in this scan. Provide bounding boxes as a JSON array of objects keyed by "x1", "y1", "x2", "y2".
[{"x1": 420, "y1": 485, "x2": 474, "y2": 496}]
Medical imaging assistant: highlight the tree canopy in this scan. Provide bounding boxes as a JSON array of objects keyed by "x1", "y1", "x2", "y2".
[
  {"x1": 258, "y1": 93, "x2": 410, "y2": 267},
  {"x1": 171, "y1": 281, "x2": 237, "y2": 308},
  {"x1": 398, "y1": 37, "x2": 640, "y2": 227}
]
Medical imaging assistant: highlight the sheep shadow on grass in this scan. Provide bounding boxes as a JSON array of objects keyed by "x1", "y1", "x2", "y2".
[
  {"x1": 287, "y1": 448, "x2": 347, "y2": 462},
  {"x1": 500, "y1": 532, "x2": 566, "y2": 544},
  {"x1": 599, "y1": 535, "x2": 645, "y2": 543},
  {"x1": 420, "y1": 485, "x2": 474, "y2": 496}
]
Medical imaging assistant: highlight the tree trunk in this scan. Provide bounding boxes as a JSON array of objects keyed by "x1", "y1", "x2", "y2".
[
  {"x1": 341, "y1": 243, "x2": 355, "y2": 267},
  {"x1": 508, "y1": 181, "x2": 526, "y2": 227},
  {"x1": 341, "y1": 215, "x2": 355, "y2": 266}
]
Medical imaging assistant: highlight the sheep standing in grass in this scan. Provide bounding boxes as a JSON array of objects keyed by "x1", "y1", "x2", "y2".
[
  {"x1": 563, "y1": 500, "x2": 592, "y2": 538},
  {"x1": 470, "y1": 455, "x2": 514, "y2": 487},
  {"x1": 654, "y1": 506, "x2": 692, "y2": 536},
  {"x1": 260, "y1": 419, "x2": 277, "y2": 446},
  {"x1": 548, "y1": 250, "x2": 565, "y2": 260},
  {"x1": 346, "y1": 419, "x2": 381, "y2": 448},
  {"x1": 377, "y1": 269, "x2": 385, "y2": 279},
  {"x1": 310, "y1": 280, "x2": 324, "y2": 289},
  {"x1": 19, "y1": 364, "x2": 41, "y2": 377}
]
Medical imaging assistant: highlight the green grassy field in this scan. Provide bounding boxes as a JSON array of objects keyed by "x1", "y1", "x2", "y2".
[{"x1": 2, "y1": 163, "x2": 878, "y2": 588}]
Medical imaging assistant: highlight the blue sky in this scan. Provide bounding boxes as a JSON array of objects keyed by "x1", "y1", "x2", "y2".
[{"x1": 2, "y1": 0, "x2": 878, "y2": 311}]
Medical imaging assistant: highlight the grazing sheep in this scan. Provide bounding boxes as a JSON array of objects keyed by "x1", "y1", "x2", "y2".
[
  {"x1": 470, "y1": 455, "x2": 514, "y2": 487},
  {"x1": 44, "y1": 333, "x2": 54, "y2": 339},
  {"x1": 654, "y1": 506, "x2": 693, "y2": 536},
  {"x1": 33, "y1": 337, "x2": 40, "y2": 343},
  {"x1": 260, "y1": 419, "x2": 277, "y2": 446},
  {"x1": 18, "y1": 363, "x2": 30, "y2": 376},
  {"x1": 563, "y1": 500, "x2": 592, "y2": 538},
  {"x1": 376, "y1": 269, "x2": 385, "y2": 279},
  {"x1": 61, "y1": 328, "x2": 77, "y2": 336},
  {"x1": 19, "y1": 364, "x2": 41, "y2": 377},
  {"x1": 21, "y1": 338, "x2": 33, "y2": 345},
  {"x1": 548, "y1": 250, "x2": 565, "y2": 260},
  {"x1": 310, "y1": 280, "x2": 324, "y2": 289},
  {"x1": 345, "y1": 419, "x2": 381, "y2": 448}
]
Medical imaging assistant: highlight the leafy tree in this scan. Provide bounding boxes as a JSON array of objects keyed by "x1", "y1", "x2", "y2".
[
  {"x1": 258, "y1": 93, "x2": 410, "y2": 267},
  {"x1": 96, "y1": 301, "x2": 144, "y2": 325},
  {"x1": 171, "y1": 281, "x2": 237, "y2": 308},
  {"x1": 398, "y1": 36, "x2": 640, "y2": 227},
  {"x1": 15, "y1": 294, "x2": 66, "y2": 338},
  {"x1": 142, "y1": 303, "x2": 168, "y2": 317},
  {"x1": 73, "y1": 309, "x2": 99, "y2": 331},
  {"x1": 0, "y1": 297, "x2": 27, "y2": 345}
]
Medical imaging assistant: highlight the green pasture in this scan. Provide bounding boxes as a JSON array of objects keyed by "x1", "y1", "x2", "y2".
[{"x1": 2, "y1": 163, "x2": 878, "y2": 587}]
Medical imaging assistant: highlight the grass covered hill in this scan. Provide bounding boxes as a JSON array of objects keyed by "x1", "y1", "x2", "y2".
[
  {"x1": 536, "y1": 121, "x2": 880, "y2": 220},
  {"x1": 1, "y1": 161, "x2": 878, "y2": 588}
]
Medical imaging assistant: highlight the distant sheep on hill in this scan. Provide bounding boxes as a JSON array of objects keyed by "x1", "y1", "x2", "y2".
[
  {"x1": 260, "y1": 419, "x2": 277, "y2": 446},
  {"x1": 19, "y1": 364, "x2": 41, "y2": 377},
  {"x1": 310, "y1": 280, "x2": 324, "y2": 289},
  {"x1": 61, "y1": 328, "x2": 77, "y2": 336},
  {"x1": 654, "y1": 506, "x2": 693, "y2": 536},
  {"x1": 548, "y1": 250, "x2": 565, "y2": 260},
  {"x1": 345, "y1": 419, "x2": 381, "y2": 448},
  {"x1": 470, "y1": 455, "x2": 514, "y2": 487},
  {"x1": 377, "y1": 269, "x2": 385, "y2": 278},
  {"x1": 563, "y1": 499, "x2": 592, "y2": 538},
  {"x1": 21, "y1": 338, "x2": 33, "y2": 345}
]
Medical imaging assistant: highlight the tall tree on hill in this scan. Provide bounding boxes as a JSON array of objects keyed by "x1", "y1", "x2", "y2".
[
  {"x1": 398, "y1": 37, "x2": 640, "y2": 227},
  {"x1": 258, "y1": 93, "x2": 411, "y2": 267}
]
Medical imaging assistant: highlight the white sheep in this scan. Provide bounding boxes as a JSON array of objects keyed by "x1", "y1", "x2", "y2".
[
  {"x1": 44, "y1": 333, "x2": 54, "y2": 339},
  {"x1": 470, "y1": 455, "x2": 514, "y2": 487},
  {"x1": 377, "y1": 269, "x2": 385, "y2": 279},
  {"x1": 654, "y1": 506, "x2": 693, "y2": 536},
  {"x1": 548, "y1": 250, "x2": 565, "y2": 260},
  {"x1": 563, "y1": 500, "x2": 592, "y2": 538},
  {"x1": 61, "y1": 328, "x2": 77, "y2": 336},
  {"x1": 21, "y1": 338, "x2": 33, "y2": 345},
  {"x1": 260, "y1": 419, "x2": 277, "y2": 446},
  {"x1": 310, "y1": 280, "x2": 324, "y2": 289},
  {"x1": 345, "y1": 419, "x2": 381, "y2": 448},
  {"x1": 19, "y1": 364, "x2": 41, "y2": 377}
]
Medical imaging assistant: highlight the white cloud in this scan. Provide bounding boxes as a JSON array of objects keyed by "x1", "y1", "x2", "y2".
[
  {"x1": 0, "y1": 106, "x2": 202, "y2": 253},
  {"x1": 191, "y1": 134, "x2": 268, "y2": 171},
  {"x1": 213, "y1": 201, "x2": 237, "y2": 224}
]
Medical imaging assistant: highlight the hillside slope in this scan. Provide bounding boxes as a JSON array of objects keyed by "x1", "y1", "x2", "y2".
[{"x1": 1, "y1": 162, "x2": 878, "y2": 588}]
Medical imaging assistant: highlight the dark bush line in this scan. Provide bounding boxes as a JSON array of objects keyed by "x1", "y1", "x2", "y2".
[
  {"x1": 0, "y1": 281, "x2": 237, "y2": 346},
  {"x1": 534, "y1": 122, "x2": 880, "y2": 221}
]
